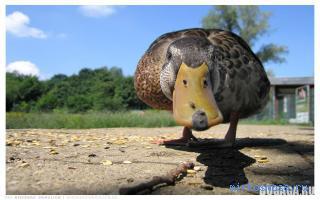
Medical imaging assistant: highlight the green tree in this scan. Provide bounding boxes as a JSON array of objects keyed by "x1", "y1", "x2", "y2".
[
  {"x1": 43, "y1": 74, "x2": 68, "y2": 92},
  {"x1": 6, "y1": 72, "x2": 44, "y2": 111},
  {"x1": 202, "y1": 5, "x2": 288, "y2": 64},
  {"x1": 67, "y1": 95, "x2": 92, "y2": 113},
  {"x1": 36, "y1": 91, "x2": 58, "y2": 111}
]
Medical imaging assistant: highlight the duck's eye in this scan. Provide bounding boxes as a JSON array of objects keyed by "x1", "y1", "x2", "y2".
[
  {"x1": 183, "y1": 80, "x2": 187, "y2": 86},
  {"x1": 203, "y1": 80, "x2": 208, "y2": 88},
  {"x1": 167, "y1": 52, "x2": 172, "y2": 60}
]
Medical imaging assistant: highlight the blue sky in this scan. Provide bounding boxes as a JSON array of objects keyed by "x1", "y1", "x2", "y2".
[{"x1": 6, "y1": 5, "x2": 314, "y2": 79}]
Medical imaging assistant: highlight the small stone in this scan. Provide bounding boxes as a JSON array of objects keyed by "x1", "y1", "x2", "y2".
[
  {"x1": 104, "y1": 146, "x2": 110, "y2": 149},
  {"x1": 73, "y1": 143, "x2": 80, "y2": 147},
  {"x1": 88, "y1": 153, "x2": 97, "y2": 157},
  {"x1": 127, "y1": 178, "x2": 134, "y2": 183},
  {"x1": 194, "y1": 166, "x2": 202, "y2": 171},
  {"x1": 123, "y1": 161, "x2": 132, "y2": 164},
  {"x1": 145, "y1": 146, "x2": 152, "y2": 149},
  {"x1": 101, "y1": 160, "x2": 113, "y2": 166},
  {"x1": 200, "y1": 184, "x2": 213, "y2": 190}
]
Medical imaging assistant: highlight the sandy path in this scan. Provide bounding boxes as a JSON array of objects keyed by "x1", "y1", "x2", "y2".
[{"x1": 6, "y1": 125, "x2": 314, "y2": 195}]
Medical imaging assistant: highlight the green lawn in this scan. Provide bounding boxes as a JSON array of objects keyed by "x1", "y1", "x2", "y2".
[
  {"x1": 7, "y1": 110, "x2": 311, "y2": 129},
  {"x1": 6, "y1": 110, "x2": 176, "y2": 129}
]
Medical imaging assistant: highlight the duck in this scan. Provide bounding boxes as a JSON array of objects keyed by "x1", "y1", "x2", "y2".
[{"x1": 134, "y1": 28, "x2": 270, "y2": 146}]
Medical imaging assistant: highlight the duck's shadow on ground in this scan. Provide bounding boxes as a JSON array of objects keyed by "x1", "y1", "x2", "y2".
[{"x1": 165, "y1": 138, "x2": 287, "y2": 188}]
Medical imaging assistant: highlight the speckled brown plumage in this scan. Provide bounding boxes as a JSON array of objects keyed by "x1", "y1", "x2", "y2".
[{"x1": 134, "y1": 50, "x2": 172, "y2": 110}]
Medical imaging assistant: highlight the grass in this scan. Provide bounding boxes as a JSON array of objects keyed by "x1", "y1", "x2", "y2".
[
  {"x1": 6, "y1": 110, "x2": 177, "y2": 129},
  {"x1": 6, "y1": 110, "x2": 312, "y2": 129},
  {"x1": 240, "y1": 118, "x2": 313, "y2": 126},
  {"x1": 239, "y1": 118, "x2": 289, "y2": 125}
]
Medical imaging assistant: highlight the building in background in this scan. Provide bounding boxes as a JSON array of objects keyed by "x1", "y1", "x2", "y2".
[{"x1": 256, "y1": 77, "x2": 314, "y2": 124}]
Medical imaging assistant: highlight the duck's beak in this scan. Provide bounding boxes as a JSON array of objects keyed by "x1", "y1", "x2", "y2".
[{"x1": 173, "y1": 62, "x2": 223, "y2": 131}]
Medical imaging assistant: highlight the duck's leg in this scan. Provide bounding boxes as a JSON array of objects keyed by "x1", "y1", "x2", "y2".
[
  {"x1": 152, "y1": 127, "x2": 197, "y2": 145},
  {"x1": 224, "y1": 112, "x2": 240, "y2": 146}
]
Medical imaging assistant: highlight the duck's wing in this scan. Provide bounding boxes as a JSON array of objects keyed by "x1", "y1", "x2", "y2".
[
  {"x1": 205, "y1": 30, "x2": 270, "y2": 121},
  {"x1": 134, "y1": 28, "x2": 210, "y2": 110}
]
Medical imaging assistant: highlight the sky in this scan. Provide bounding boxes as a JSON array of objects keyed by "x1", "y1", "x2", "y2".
[{"x1": 6, "y1": 5, "x2": 314, "y2": 79}]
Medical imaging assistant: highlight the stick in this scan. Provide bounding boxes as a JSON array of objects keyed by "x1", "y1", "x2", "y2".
[{"x1": 119, "y1": 161, "x2": 194, "y2": 195}]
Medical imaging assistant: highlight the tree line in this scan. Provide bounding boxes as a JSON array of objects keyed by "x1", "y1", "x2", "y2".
[{"x1": 6, "y1": 66, "x2": 148, "y2": 113}]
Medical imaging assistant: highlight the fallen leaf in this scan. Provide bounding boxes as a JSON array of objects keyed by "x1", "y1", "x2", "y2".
[
  {"x1": 257, "y1": 159, "x2": 269, "y2": 163},
  {"x1": 43, "y1": 146, "x2": 58, "y2": 149},
  {"x1": 187, "y1": 181, "x2": 202, "y2": 185},
  {"x1": 254, "y1": 155, "x2": 267, "y2": 159},
  {"x1": 49, "y1": 149, "x2": 59, "y2": 155},
  {"x1": 187, "y1": 169, "x2": 196, "y2": 174},
  {"x1": 113, "y1": 140, "x2": 127, "y2": 145},
  {"x1": 6, "y1": 140, "x2": 21, "y2": 146},
  {"x1": 68, "y1": 167, "x2": 77, "y2": 170},
  {"x1": 70, "y1": 136, "x2": 81, "y2": 142},
  {"x1": 101, "y1": 160, "x2": 113, "y2": 166},
  {"x1": 19, "y1": 162, "x2": 30, "y2": 168},
  {"x1": 32, "y1": 142, "x2": 41, "y2": 146}
]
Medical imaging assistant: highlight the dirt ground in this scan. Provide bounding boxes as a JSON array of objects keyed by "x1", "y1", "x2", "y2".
[{"x1": 6, "y1": 125, "x2": 314, "y2": 195}]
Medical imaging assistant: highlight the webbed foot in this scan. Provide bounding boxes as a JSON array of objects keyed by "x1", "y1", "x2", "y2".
[{"x1": 151, "y1": 127, "x2": 197, "y2": 146}]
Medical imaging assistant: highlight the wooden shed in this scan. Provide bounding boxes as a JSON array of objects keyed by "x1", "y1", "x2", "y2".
[{"x1": 255, "y1": 77, "x2": 314, "y2": 124}]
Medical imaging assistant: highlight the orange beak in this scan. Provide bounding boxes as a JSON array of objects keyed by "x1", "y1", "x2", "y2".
[{"x1": 173, "y1": 62, "x2": 223, "y2": 130}]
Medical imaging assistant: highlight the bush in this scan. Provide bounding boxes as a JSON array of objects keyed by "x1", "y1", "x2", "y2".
[{"x1": 6, "y1": 66, "x2": 149, "y2": 113}]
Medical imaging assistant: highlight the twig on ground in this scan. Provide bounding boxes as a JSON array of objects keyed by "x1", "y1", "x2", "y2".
[{"x1": 119, "y1": 161, "x2": 195, "y2": 195}]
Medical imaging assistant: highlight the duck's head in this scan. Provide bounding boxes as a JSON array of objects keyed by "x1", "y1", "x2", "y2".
[{"x1": 160, "y1": 37, "x2": 223, "y2": 131}]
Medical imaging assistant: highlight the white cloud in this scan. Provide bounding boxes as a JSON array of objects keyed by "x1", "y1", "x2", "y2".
[
  {"x1": 79, "y1": 6, "x2": 116, "y2": 18},
  {"x1": 6, "y1": 11, "x2": 47, "y2": 39},
  {"x1": 6, "y1": 61, "x2": 40, "y2": 77}
]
